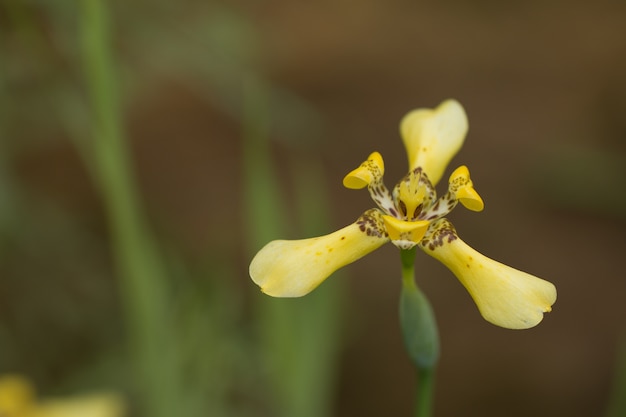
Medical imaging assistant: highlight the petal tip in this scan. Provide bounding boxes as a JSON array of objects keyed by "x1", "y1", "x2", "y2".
[
  {"x1": 249, "y1": 218, "x2": 389, "y2": 298},
  {"x1": 421, "y1": 234, "x2": 557, "y2": 330},
  {"x1": 343, "y1": 173, "x2": 369, "y2": 189},
  {"x1": 342, "y1": 152, "x2": 385, "y2": 189},
  {"x1": 400, "y1": 99, "x2": 469, "y2": 184}
]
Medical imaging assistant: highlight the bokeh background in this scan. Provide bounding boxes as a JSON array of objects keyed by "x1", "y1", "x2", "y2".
[{"x1": 1, "y1": 0, "x2": 626, "y2": 416}]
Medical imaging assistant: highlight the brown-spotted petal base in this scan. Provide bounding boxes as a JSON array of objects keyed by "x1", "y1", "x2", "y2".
[{"x1": 249, "y1": 209, "x2": 389, "y2": 297}]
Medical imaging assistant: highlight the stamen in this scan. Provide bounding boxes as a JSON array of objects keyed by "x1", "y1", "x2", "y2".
[{"x1": 393, "y1": 168, "x2": 436, "y2": 220}]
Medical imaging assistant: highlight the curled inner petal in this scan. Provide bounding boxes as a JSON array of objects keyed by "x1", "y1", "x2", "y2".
[
  {"x1": 448, "y1": 165, "x2": 484, "y2": 212},
  {"x1": 420, "y1": 219, "x2": 557, "y2": 329},
  {"x1": 249, "y1": 209, "x2": 389, "y2": 297},
  {"x1": 382, "y1": 215, "x2": 430, "y2": 249},
  {"x1": 456, "y1": 187, "x2": 484, "y2": 211},
  {"x1": 343, "y1": 151, "x2": 385, "y2": 189},
  {"x1": 344, "y1": 152, "x2": 399, "y2": 218},
  {"x1": 400, "y1": 99, "x2": 469, "y2": 186}
]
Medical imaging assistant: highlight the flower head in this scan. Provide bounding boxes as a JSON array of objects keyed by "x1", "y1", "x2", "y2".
[
  {"x1": 249, "y1": 99, "x2": 556, "y2": 329},
  {"x1": 0, "y1": 374, "x2": 126, "y2": 417}
]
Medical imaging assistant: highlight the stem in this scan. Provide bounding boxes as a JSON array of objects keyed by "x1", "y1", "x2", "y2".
[
  {"x1": 80, "y1": 2, "x2": 179, "y2": 416},
  {"x1": 400, "y1": 247, "x2": 418, "y2": 288},
  {"x1": 413, "y1": 367, "x2": 435, "y2": 417},
  {"x1": 399, "y1": 248, "x2": 439, "y2": 417},
  {"x1": 242, "y1": 76, "x2": 340, "y2": 417}
]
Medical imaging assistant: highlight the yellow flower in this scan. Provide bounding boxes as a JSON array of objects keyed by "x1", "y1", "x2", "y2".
[
  {"x1": 249, "y1": 99, "x2": 557, "y2": 329},
  {"x1": 0, "y1": 375, "x2": 35, "y2": 417},
  {"x1": 0, "y1": 374, "x2": 126, "y2": 417}
]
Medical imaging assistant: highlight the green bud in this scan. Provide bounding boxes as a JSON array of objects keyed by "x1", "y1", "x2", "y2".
[{"x1": 399, "y1": 249, "x2": 440, "y2": 370}]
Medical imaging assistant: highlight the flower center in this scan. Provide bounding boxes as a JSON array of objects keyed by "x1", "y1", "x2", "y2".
[
  {"x1": 395, "y1": 168, "x2": 435, "y2": 221},
  {"x1": 343, "y1": 153, "x2": 484, "y2": 250},
  {"x1": 378, "y1": 168, "x2": 436, "y2": 249}
]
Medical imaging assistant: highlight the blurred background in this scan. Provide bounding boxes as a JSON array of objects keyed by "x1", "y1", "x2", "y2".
[{"x1": 1, "y1": 0, "x2": 626, "y2": 416}]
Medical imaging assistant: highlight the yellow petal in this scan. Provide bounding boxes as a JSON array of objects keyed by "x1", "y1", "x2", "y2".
[
  {"x1": 456, "y1": 187, "x2": 484, "y2": 211},
  {"x1": 382, "y1": 215, "x2": 430, "y2": 249},
  {"x1": 422, "y1": 225, "x2": 556, "y2": 329},
  {"x1": 0, "y1": 374, "x2": 36, "y2": 416},
  {"x1": 343, "y1": 151, "x2": 385, "y2": 189},
  {"x1": 449, "y1": 165, "x2": 484, "y2": 212},
  {"x1": 400, "y1": 99, "x2": 468, "y2": 186},
  {"x1": 249, "y1": 210, "x2": 389, "y2": 297},
  {"x1": 34, "y1": 393, "x2": 126, "y2": 417}
]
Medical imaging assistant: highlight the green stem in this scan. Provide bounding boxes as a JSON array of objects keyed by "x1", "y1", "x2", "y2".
[
  {"x1": 399, "y1": 248, "x2": 439, "y2": 417},
  {"x1": 242, "y1": 75, "x2": 341, "y2": 417},
  {"x1": 413, "y1": 367, "x2": 435, "y2": 417},
  {"x1": 400, "y1": 247, "x2": 418, "y2": 288},
  {"x1": 80, "y1": 1, "x2": 179, "y2": 416}
]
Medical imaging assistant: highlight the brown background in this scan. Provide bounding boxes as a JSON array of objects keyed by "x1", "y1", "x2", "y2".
[{"x1": 3, "y1": 0, "x2": 626, "y2": 416}]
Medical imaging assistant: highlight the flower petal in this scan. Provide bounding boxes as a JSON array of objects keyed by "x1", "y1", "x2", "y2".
[
  {"x1": 400, "y1": 99, "x2": 469, "y2": 186},
  {"x1": 382, "y1": 215, "x2": 430, "y2": 249},
  {"x1": 35, "y1": 393, "x2": 126, "y2": 417},
  {"x1": 343, "y1": 151, "x2": 385, "y2": 189},
  {"x1": 448, "y1": 165, "x2": 484, "y2": 212},
  {"x1": 420, "y1": 219, "x2": 557, "y2": 329},
  {"x1": 343, "y1": 152, "x2": 398, "y2": 218},
  {"x1": 249, "y1": 210, "x2": 389, "y2": 297},
  {"x1": 0, "y1": 374, "x2": 35, "y2": 415}
]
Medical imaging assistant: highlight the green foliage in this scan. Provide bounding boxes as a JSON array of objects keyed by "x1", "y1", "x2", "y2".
[
  {"x1": 1, "y1": 1, "x2": 340, "y2": 416},
  {"x1": 242, "y1": 76, "x2": 344, "y2": 417}
]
